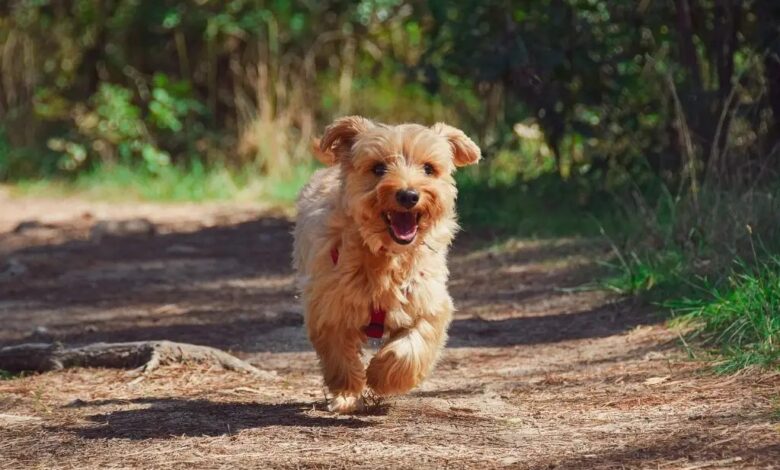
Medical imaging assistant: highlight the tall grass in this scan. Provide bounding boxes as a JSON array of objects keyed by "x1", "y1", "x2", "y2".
[
  {"x1": 601, "y1": 182, "x2": 780, "y2": 371},
  {"x1": 668, "y1": 255, "x2": 780, "y2": 373}
]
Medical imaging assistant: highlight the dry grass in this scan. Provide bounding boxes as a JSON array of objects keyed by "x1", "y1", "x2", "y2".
[{"x1": 2, "y1": 354, "x2": 777, "y2": 469}]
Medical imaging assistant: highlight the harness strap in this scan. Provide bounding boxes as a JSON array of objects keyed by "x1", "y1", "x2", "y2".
[
  {"x1": 330, "y1": 244, "x2": 385, "y2": 339},
  {"x1": 365, "y1": 308, "x2": 386, "y2": 339}
]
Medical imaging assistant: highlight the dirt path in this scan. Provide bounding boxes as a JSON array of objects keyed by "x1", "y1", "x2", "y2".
[{"x1": 0, "y1": 194, "x2": 778, "y2": 469}]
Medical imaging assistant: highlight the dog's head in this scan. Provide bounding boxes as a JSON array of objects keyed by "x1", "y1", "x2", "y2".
[{"x1": 319, "y1": 116, "x2": 480, "y2": 252}]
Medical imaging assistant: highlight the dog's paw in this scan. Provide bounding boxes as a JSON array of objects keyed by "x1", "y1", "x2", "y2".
[
  {"x1": 328, "y1": 394, "x2": 365, "y2": 414},
  {"x1": 366, "y1": 351, "x2": 419, "y2": 396}
]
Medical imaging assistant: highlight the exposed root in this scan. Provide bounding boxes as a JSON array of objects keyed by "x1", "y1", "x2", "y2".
[{"x1": 0, "y1": 341, "x2": 275, "y2": 379}]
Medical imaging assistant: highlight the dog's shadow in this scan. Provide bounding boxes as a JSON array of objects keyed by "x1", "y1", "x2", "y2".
[{"x1": 58, "y1": 397, "x2": 371, "y2": 440}]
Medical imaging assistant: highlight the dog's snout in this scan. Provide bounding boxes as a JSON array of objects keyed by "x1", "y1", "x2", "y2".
[{"x1": 396, "y1": 189, "x2": 420, "y2": 209}]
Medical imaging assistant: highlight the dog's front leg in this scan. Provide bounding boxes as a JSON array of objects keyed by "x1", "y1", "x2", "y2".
[
  {"x1": 366, "y1": 314, "x2": 449, "y2": 396},
  {"x1": 309, "y1": 325, "x2": 366, "y2": 413}
]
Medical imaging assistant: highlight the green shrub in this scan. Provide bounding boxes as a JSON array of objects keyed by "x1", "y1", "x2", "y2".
[{"x1": 44, "y1": 77, "x2": 209, "y2": 175}]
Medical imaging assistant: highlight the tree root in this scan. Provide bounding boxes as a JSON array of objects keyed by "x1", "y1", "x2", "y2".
[{"x1": 0, "y1": 341, "x2": 274, "y2": 378}]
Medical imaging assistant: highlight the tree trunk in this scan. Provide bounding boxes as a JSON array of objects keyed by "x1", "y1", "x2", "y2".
[{"x1": 674, "y1": 0, "x2": 703, "y2": 91}]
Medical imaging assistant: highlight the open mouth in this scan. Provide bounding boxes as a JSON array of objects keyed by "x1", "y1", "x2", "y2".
[{"x1": 384, "y1": 211, "x2": 421, "y2": 245}]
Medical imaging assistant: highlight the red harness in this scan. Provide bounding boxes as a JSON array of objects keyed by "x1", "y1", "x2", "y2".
[{"x1": 330, "y1": 246, "x2": 386, "y2": 339}]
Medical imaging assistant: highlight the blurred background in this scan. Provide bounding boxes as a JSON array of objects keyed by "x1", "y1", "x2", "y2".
[
  {"x1": 0, "y1": 0, "x2": 776, "y2": 201},
  {"x1": 1, "y1": 1, "x2": 780, "y2": 341}
]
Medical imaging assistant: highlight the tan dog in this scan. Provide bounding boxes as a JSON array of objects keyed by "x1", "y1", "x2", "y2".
[{"x1": 293, "y1": 116, "x2": 480, "y2": 413}]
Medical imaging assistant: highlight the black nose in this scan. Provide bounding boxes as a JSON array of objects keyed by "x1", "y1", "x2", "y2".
[{"x1": 396, "y1": 189, "x2": 420, "y2": 209}]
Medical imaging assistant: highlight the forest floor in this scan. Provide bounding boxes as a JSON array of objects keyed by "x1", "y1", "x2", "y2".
[{"x1": 0, "y1": 189, "x2": 778, "y2": 469}]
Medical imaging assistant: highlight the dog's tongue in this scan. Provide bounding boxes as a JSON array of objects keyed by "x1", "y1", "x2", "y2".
[{"x1": 389, "y1": 211, "x2": 418, "y2": 241}]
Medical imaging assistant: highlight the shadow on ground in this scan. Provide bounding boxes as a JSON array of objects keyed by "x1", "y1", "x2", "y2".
[
  {"x1": 1, "y1": 215, "x2": 658, "y2": 354},
  {"x1": 549, "y1": 419, "x2": 780, "y2": 469},
  {"x1": 59, "y1": 397, "x2": 370, "y2": 439}
]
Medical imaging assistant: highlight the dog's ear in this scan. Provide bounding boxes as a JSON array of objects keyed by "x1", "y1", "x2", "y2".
[
  {"x1": 311, "y1": 138, "x2": 337, "y2": 166},
  {"x1": 319, "y1": 116, "x2": 374, "y2": 161},
  {"x1": 431, "y1": 123, "x2": 481, "y2": 167}
]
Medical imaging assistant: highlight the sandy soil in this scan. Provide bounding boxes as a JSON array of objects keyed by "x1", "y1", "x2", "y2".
[{"x1": 0, "y1": 192, "x2": 778, "y2": 469}]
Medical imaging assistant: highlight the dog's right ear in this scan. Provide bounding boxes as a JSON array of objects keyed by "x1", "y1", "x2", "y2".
[
  {"x1": 311, "y1": 138, "x2": 337, "y2": 166},
  {"x1": 319, "y1": 116, "x2": 374, "y2": 162}
]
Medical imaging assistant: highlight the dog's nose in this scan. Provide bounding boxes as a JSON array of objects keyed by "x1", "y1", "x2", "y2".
[{"x1": 396, "y1": 189, "x2": 420, "y2": 209}]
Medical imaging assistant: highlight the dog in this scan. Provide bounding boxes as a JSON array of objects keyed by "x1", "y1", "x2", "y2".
[{"x1": 293, "y1": 116, "x2": 480, "y2": 413}]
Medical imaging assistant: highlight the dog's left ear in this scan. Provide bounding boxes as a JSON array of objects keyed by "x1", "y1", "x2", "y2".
[{"x1": 431, "y1": 123, "x2": 481, "y2": 167}]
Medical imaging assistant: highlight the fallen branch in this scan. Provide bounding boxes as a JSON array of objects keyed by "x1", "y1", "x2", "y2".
[{"x1": 0, "y1": 341, "x2": 274, "y2": 378}]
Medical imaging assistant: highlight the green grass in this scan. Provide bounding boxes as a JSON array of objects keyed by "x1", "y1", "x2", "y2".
[
  {"x1": 11, "y1": 162, "x2": 315, "y2": 204},
  {"x1": 600, "y1": 248, "x2": 686, "y2": 296},
  {"x1": 0, "y1": 369, "x2": 19, "y2": 380},
  {"x1": 666, "y1": 256, "x2": 780, "y2": 373},
  {"x1": 594, "y1": 182, "x2": 780, "y2": 373},
  {"x1": 602, "y1": 241, "x2": 779, "y2": 373},
  {"x1": 600, "y1": 246, "x2": 780, "y2": 373},
  {"x1": 456, "y1": 172, "x2": 623, "y2": 238}
]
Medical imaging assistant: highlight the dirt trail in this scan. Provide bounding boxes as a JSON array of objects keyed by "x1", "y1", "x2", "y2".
[{"x1": 0, "y1": 194, "x2": 777, "y2": 469}]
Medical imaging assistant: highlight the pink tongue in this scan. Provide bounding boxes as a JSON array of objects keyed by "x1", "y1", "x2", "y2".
[{"x1": 390, "y1": 211, "x2": 417, "y2": 239}]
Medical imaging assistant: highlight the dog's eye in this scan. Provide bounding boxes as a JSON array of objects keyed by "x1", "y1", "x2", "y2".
[
  {"x1": 372, "y1": 163, "x2": 387, "y2": 176},
  {"x1": 423, "y1": 163, "x2": 435, "y2": 176}
]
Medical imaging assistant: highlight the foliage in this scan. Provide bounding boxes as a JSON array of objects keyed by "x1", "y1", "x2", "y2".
[
  {"x1": 668, "y1": 255, "x2": 780, "y2": 373},
  {"x1": 418, "y1": 0, "x2": 780, "y2": 189},
  {"x1": 456, "y1": 171, "x2": 619, "y2": 238},
  {"x1": 44, "y1": 75, "x2": 207, "y2": 174},
  {"x1": 0, "y1": 0, "x2": 457, "y2": 179},
  {"x1": 1, "y1": 1, "x2": 778, "y2": 188}
]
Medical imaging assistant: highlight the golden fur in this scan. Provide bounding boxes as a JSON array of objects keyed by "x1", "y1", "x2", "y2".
[{"x1": 293, "y1": 116, "x2": 480, "y2": 413}]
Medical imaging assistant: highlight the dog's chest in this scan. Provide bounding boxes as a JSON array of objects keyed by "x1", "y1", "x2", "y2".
[
  {"x1": 323, "y1": 243, "x2": 449, "y2": 329},
  {"x1": 369, "y1": 261, "x2": 447, "y2": 326}
]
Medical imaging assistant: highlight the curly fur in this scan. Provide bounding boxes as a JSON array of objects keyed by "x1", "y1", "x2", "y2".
[{"x1": 292, "y1": 116, "x2": 480, "y2": 413}]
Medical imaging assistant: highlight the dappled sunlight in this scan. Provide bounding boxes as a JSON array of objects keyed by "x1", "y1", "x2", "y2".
[{"x1": 1, "y1": 0, "x2": 778, "y2": 467}]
